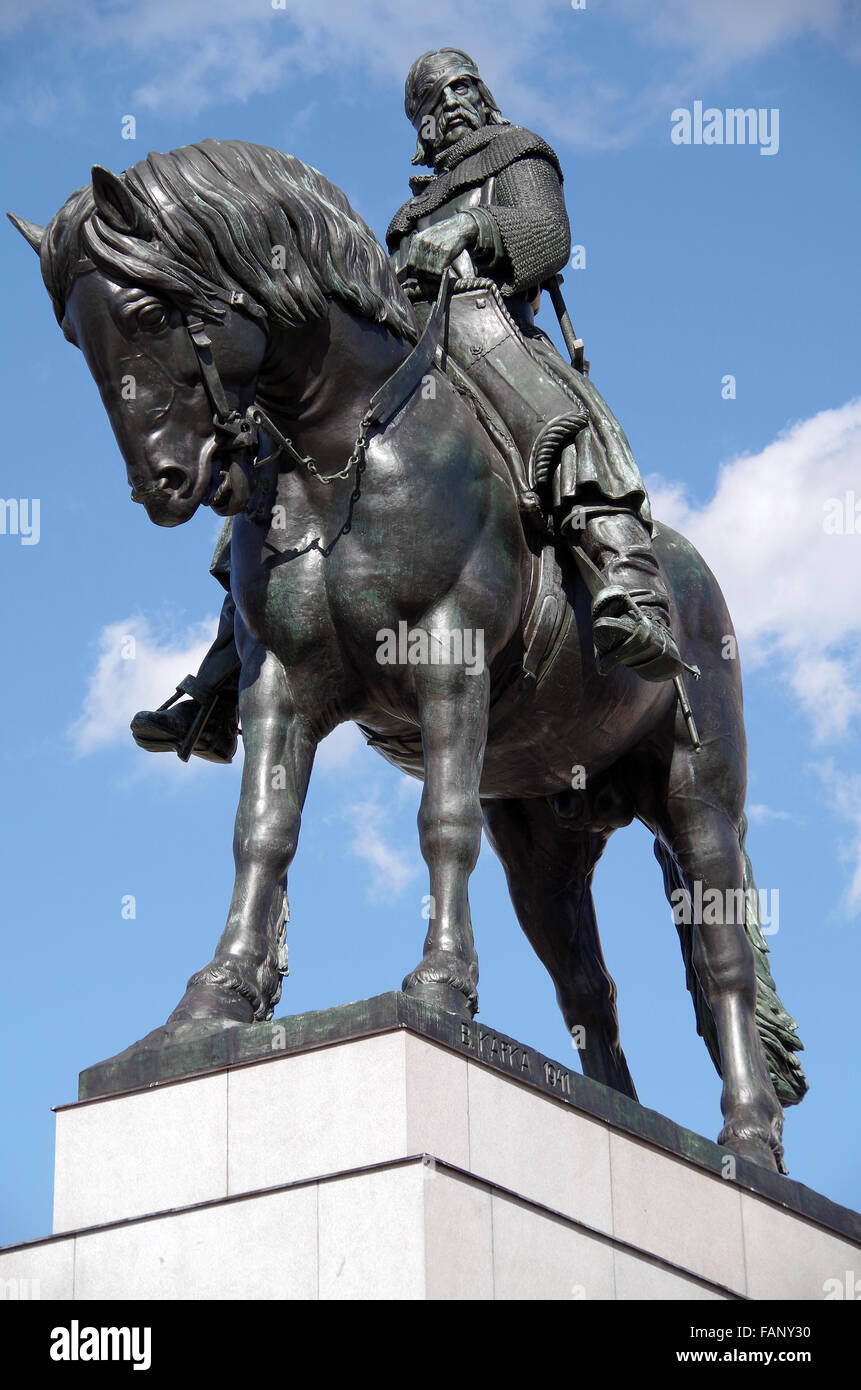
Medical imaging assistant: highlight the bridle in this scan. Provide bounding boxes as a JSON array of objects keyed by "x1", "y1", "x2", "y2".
[
  {"x1": 68, "y1": 255, "x2": 457, "y2": 533},
  {"x1": 180, "y1": 267, "x2": 456, "y2": 519},
  {"x1": 181, "y1": 310, "x2": 319, "y2": 490}
]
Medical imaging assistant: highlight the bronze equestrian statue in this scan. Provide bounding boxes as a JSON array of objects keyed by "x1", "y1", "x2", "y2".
[
  {"x1": 8, "y1": 49, "x2": 806, "y2": 1172},
  {"x1": 130, "y1": 47, "x2": 689, "y2": 765}
]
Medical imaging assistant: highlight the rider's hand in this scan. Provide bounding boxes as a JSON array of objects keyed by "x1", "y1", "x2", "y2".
[{"x1": 405, "y1": 213, "x2": 478, "y2": 279}]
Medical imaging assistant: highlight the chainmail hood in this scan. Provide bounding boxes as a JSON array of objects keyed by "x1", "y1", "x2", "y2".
[{"x1": 386, "y1": 125, "x2": 563, "y2": 244}]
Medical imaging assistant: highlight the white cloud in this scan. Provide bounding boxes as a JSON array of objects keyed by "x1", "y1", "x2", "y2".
[
  {"x1": 70, "y1": 613, "x2": 217, "y2": 756},
  {"x1": 811, "y1": 759, "x2": 861, "y2": 912},
  {"x1": 618, "y1": 0, "x2": 853, "y2": 65},
  {"x1": 651, "y1": 398, "x2": 861, "y2": 915},
  {"x1": 315, "y1": 722, "x2": 366, "y2": 773},
  {"x1": 2, "y1": 1, "x2": 554, "y2": 123},
  {"x1": 746, "y1": 803, "x2": 794, "y2": 824},
  {"x1": 343, "y1": 794, "x2": 422, "y2": 901},
  {"x1": 397, "y1": 774, "x2": 423, "y2": 801},
  {"x1": 70, "y1": 614, "x2": 395, "y2": 786},
  {"x1": 648, "y1": 397, "x2": 861, "y2": 741},
  {"x1": 3, "y1": 0, "x2": 857, "y2": 139}
]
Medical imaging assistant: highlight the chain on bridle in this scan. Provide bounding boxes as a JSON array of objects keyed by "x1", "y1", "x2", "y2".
[{"x1": 181, "y1": 270, "x2": 454, "y2": 549}]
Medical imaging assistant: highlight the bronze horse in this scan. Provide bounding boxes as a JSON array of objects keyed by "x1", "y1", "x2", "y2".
[{"x1": 10, "y1": 139, "x2": 805, "y2": 1171}]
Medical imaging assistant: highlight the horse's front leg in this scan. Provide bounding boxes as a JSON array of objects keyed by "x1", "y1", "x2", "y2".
[
  {"x1": 402, "y1": 652, "x2": 490, "y2": 1020},
  {"x1": 168, "y1": 645, "x2": 315, "y2": 1027}
]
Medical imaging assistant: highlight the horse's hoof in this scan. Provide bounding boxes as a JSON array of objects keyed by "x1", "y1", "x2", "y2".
[
  {"x1": 167, "y1": 955, "x2": 279, "y2": 1027},
  {"x1": 719, "y1": 1125, "x2": 785, "y2": 1174},
  {"x1": 167, "y1": 980, "x2": 256, "y2": 1026},
  {"x1": 402, "y1": 954, "x2": 478, "y2": 1021},
  {"x1": 405, "y1": 979, "x2": 475, "y2": 1021}
]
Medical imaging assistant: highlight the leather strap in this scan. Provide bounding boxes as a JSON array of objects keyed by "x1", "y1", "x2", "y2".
[
  {"x1": 185, "y1": 316, "x2": 233, "y2": 421},
  {"x1": 367, "y1": 268, "x2": 453, "y2": 426}
]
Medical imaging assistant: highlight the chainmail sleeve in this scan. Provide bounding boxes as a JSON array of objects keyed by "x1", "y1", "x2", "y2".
[{"x1": 473, "y1": 156, "x2": 571, "y2": 295}]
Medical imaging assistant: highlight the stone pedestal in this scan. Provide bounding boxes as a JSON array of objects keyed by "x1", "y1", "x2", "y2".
[{"x1": 2, "y1": 993, "x2": 859, "y2": 1300}]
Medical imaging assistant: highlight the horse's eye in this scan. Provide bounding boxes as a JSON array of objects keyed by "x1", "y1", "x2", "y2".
[{"x1": 136, "y1": 303, "x2": 169, "y2": 332}]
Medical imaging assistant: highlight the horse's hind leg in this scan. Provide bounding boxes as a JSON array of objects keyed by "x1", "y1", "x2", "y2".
[
  {"x1": 648, "y1": 741, "x2": 784, "y2": 1171},
  {"x1": 482, "y1": 796, "x2": 636, "y2": 1098}
]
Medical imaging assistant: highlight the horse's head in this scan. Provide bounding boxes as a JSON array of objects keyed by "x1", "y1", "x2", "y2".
[
  {"x1": 65, "y1": 263, "x2": 265, "y2": 524},
  {"x1": 10, "y1": 168, "x2": 269, "y2": 525},
  {"x1": 9, "y1": 140, "x2": 416, "y2": 526}
]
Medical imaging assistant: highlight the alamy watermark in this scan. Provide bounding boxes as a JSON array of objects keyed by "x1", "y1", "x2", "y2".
[
  {"x1": 1, "y1": 1276, "x2": 40, "y2": 1299},
  {"x1": 823, "y1": 492, "x2": 861, "y2": 534},
  {"x1": 671, "y1": 102, "x2": 779, "y2": 156},
  {"x1": 50, "y1": 1323, "x2": 151, "y2": 1370},
  {"x1": 671, "y1": 882, "x2": 779, "y2": 934},
  {"x1": 376, "y1": 622, "x2": 484, "y2": 676},
  {"x1": 0, "y1": 498, "x2": 40, "y2": 545},
  {"x1": 823, "y1": 1271, "x2": 861, "y2": 1300}
]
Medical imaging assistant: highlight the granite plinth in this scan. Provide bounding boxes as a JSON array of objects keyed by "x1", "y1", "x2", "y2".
[{"x1": 0, "y1": 994, "x2": 857, "y2": 1300}]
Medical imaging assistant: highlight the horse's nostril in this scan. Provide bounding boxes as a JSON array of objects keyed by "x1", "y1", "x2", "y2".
[{"x1": 157, "y1": 467, "x2": 189, "y2": 496}]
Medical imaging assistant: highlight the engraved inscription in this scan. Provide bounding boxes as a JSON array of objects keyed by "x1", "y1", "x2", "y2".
[
  {"x1": 544, "y1": 1060, "x2": 571, "y2": 1095},
  {"x1": 459, "y1": 1021, "x2": 532, "y2": 1074},
  {"x1": 459, "y1": 1022, "x2": 576, "y2": 1100}
]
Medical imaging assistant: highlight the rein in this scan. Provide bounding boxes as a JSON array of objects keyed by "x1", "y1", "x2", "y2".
[{"x1": 182, "y1": 269, "x2": 454, "y2": 526}]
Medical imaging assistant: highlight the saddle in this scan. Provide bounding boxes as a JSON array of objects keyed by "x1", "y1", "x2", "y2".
[
  {"x1": 359, "y1": 272, "x2": 584, "y2": 767},
  {"x1": 435, "y1": 271, "x2": 590, "y2": 686}
]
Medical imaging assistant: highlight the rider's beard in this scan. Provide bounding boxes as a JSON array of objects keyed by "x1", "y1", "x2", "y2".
[{"x1": 437, "y1": 103, "x2": 482, "y2": 149}]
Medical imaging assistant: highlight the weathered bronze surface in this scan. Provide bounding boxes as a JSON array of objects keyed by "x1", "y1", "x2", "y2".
[{"x1": 9, "y1": 50, "x2": 806, "y2": 1173}]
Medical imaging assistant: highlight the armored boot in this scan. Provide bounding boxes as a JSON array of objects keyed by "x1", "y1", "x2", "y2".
[
  {"x1": 563, "y1": 508, "x2": 688, "y2": 683},
  {"x1": 131, "y1": 596, "x2": 241, "y2": 763}
]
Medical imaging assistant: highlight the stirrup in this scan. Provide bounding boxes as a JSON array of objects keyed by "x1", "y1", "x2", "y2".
[
  {"x1": 152, "y1": 674, "x2": 217, "y2": 762},
  {"x1": 176, "y1": 672, "x2": 218, "y2": 706},
  {"x1": 155, "y1": 654, "x2": 241, "y2": 761},
  {"x1": 150, "y1": 672, "x2": 236, "y2": 763},
  {"x1": 591, "y1": 586, "x2": 689, "y2": 683}
]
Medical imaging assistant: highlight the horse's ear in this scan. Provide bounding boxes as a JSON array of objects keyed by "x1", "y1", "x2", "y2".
[
  {"x1": 7, "y1": 213, "x2": 45, "y2": 254},
  {"x1": 91, "y1": 166, "x2": 152, "y2": 239}
]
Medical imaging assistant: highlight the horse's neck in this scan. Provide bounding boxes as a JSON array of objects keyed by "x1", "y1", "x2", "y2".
[{"x1": 257, "y1": 300, "x2": 409, "y2": 470}]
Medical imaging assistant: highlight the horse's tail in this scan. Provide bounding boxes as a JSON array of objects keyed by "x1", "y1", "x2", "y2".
[
  {"x1": 737, "y1": 813, "x2": 808, "y2": 1106},
  {"x1": 653, "y1": 815, "x2": 808, "y2": 1108}
]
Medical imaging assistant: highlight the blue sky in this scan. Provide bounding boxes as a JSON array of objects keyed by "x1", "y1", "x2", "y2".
[{"x1": 1, "y1": 0, "x2": 860, "y2": 1248}]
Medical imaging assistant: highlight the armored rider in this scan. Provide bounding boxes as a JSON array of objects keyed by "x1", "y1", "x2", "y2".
[{"x1": 130, "y1": 47, "x2": 686, "y2": 764}]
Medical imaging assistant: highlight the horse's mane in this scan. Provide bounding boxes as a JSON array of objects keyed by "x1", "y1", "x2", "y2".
[{"x1": 40, "y1": 139, "x2": 418, "y2": 342}]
